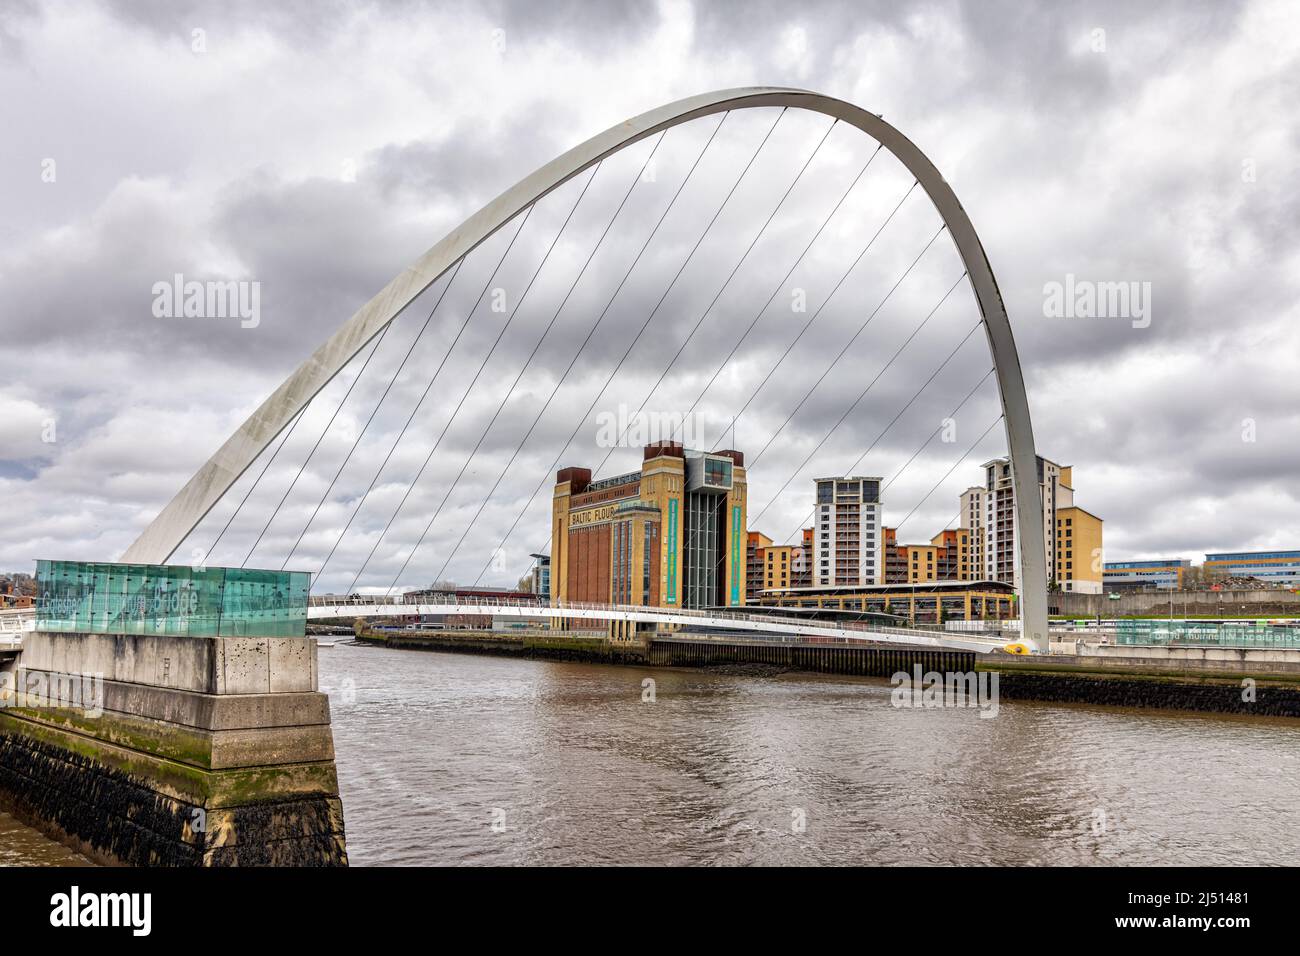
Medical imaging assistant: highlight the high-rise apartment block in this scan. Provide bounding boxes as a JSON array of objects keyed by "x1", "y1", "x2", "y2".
[
  {"x1": 812, "y1": 477, "x2": 882, "y2": 586},
  {"x1": 960, "y1": 456, "x2": 1103, "y2": 594}
]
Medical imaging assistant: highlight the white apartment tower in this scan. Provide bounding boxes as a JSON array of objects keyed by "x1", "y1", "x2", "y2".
[
  {"x1": 959, "y1": 456, "x2": 1101, "y2": 593},
  {"x1": 812, "y1": 477, "x2": 883, "y2": 587},
  {"x1": 961, "y1": 457, "x2": 1060, "y2": 590}
]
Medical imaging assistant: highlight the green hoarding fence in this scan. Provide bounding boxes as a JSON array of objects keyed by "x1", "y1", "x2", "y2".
[
  {"x1": 1113, "y1": 618, "x2": 1300, "y2": 649},
  {"x1": 34, "y1": 560, "x2": 309, "y2": 638}
]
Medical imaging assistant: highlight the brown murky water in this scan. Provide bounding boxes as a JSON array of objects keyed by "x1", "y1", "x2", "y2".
[
  {"x1": 322, "y1": 642, "x2": 1300, "y2": 866},
  {"x1": 8, "y1": 641, "x2": 1300, "y2": 865},
  {"x1": 0, "y1": 810, "x2": 91, "y2": 866}
]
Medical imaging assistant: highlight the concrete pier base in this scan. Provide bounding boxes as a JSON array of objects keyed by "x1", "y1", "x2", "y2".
[{"x1": 0, "y1": 631, "x2": 347, "y2": 866}]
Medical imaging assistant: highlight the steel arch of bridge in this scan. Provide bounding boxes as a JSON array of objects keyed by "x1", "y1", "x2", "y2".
[{"x1": 121, "y1": 87, "x2": 1049, "y2": 652}]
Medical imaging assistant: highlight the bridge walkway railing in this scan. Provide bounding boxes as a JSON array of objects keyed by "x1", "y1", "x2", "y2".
[{"x1": 306, "y1": 593, "x2": 1007, "y2": 647}]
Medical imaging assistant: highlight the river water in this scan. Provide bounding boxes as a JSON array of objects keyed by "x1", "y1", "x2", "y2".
[
  {"x1": 6, "y1": 641, "x2": 1300, "y2": 866},
  {"x1": 0, "y1": 811, "x2": 91, "y2": 866},
  {"x1": 322, "y1": 642, "x2": 1300, "y2": 866}
]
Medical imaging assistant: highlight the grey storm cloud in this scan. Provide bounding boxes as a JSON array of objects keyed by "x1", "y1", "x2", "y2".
[{"x1": 2, "y1": 0, "x2": 1298, "y2": 592}]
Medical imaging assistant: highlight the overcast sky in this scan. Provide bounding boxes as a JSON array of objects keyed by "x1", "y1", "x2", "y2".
[{"x1": 2, "y1": 0, "x2": 1297, "y2": 592}]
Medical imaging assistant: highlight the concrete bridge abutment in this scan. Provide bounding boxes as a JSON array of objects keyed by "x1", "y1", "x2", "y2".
[{"x1": 0, "y1": 630, "x2": 347, "y2": 866}]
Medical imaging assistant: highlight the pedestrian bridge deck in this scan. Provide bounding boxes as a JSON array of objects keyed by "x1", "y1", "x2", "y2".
[
  {"x1": 2, "y1": 599, "x2": 1013, "y2": 653},
  {"x1": 308, "y1": 596, "x2": 1008, "y2": 653}
]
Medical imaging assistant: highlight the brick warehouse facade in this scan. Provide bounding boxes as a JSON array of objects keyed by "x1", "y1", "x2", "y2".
[{"x1": 552, "y1": 441, "x2": 748, "y2": 638}]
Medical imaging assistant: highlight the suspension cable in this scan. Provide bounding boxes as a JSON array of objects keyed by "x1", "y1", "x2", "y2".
[
  {"x1": 747, "y1": 311, "x2": 981, "y2": 532},
  {"x1": 595, "y1": 119, "x2": 845, "y2": 457},
  {"x1": 421, "y1": 116, "x2": 725, "y2": 585},
  {"x1": 311, "y1": 255, "x2": 474, "y2": 578},
  {"x1": 345, "y1": 158, "x2": 608, "y2": 595},
  {"x1": 206, "y1": 402, "x2": 307, "y2": 560},
  {"x1": 671, "y1": 178, "x2": 918, "y2": 450},
  {"x1": 516, "y1": 140, "x2": 886, "y2": 566},
  {"x1": 747, "y1": 270, "x2": 967, "y2": 472},
  {"x1": 779, "y1": 366, "x2": 996, "y2": 544},
  {"x1": 880, "y1": 371, "x2": 995, "y2": 494},
  {"x1": 408, "y1": 113, "x2": 737, "y2": 592},
  {"x1": 328, "y1": 205, "x2": 541, "y2": 593},
  {"x1": 707, "y1": 194, "x2": 931, "y2": 450},
  {"x1": 281, "y1": 257, "x2": 468, "y2": 569},
  {"x1": 889, "y1": 414, "x2": 1004, "y2": 538},
  {"x1": 240, "y1": 324, "x2": 392, "y2": 567},
  {"x1": 338, "y1": 169, "x2": 600, "y2": 595},
  {"x1": 669, "y1": 216, "x2": 945, "y2": 579},
  {"x1": 456, "y1": 111, "x2": 801, "y2": 586}
]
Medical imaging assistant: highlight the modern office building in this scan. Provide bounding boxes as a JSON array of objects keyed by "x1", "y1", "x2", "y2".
[
  {"x1": 812, "y1": 476, "x2": 882, "y2": 587},
  {"x1": 1203, "y1": 550, "x2": 1300, "y2": 587},
  {"x1": 1103, "y1": 559, "x2": 1191, "y2": 590},
  {"x1": 961, "y1": 456, "x2": 1104, "y2": 594},
  {"x1": 552, "y1": 440, "x2": 749, "y2": 613},
  {"x1": 527, "y1": 553, "x2": 551, "y2": 600}
]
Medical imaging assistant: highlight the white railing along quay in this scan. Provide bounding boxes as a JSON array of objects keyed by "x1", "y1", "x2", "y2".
[
  {"x1": 8, "y1": 594, "x2": 1006, "y2": 652},
  {"x1": 0, "y1": 608, "x2": 26, "y2": 654},
  {"x1": 0, "y1": 607, "x2": 35, "y2": 634},
  {"x1": 10, "y1": 595, "x2": 1004, "y2": 651}
]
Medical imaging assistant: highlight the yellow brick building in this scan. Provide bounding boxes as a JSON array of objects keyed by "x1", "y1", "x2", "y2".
[
  {"x1": 762, "y1": 544, "x2": 801, "y2": 590},
  {"x1": 1055, "y1": 505, "x2": 1103, "y2": 593}
]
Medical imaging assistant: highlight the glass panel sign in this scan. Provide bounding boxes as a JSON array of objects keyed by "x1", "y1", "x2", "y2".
[{"x1": 34, "y1": 560, "x2": 309, "y2": 638}]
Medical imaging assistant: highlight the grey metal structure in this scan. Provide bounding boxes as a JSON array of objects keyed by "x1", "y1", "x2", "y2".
[{"x1": 121, "y1": 87, "x2": 1049, "y2": 652}]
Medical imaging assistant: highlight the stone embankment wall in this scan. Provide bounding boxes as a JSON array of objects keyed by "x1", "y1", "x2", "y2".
[
  {"x1": 0, "y1": 630, "x2": 347, "y2": 866},
  {"x1": 988, "y1": 665, "x2": 1300, "y2": 718}
]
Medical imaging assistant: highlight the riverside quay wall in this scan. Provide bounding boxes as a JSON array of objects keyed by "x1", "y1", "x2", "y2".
[
  {"x1": 0, "y1": 630, "x2": 347, "y2": 866},
  {"x1": 361, "y1": 628, "x2": 1300, "y2": 719},
  {"x1": 362, "y1": 627, "x2": 974, "y2": 678},
  {"x1": 986, "y1": 660, "x2": 1300, "y2": 719}
]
